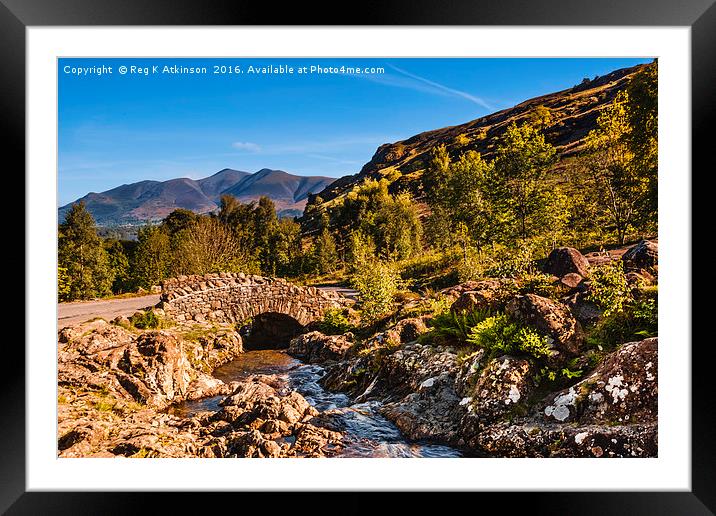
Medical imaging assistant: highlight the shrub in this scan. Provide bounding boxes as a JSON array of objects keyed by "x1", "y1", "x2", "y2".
[
  {"x1": 351, "y1": 260, "x2": 400, "y2": 324},
  {"x1": 538, "y1": 362, "x2": 584, "y2": 383},
  {"x1": 483, "y1": 244, "x2": 537, "y2": 278},
  {"x1": 518, "y1": 271, "x2": 559, "y2": 298},
  {"x1": 454, "y1": 133, "x2": 471, "y2": 147},
  {"x1": 318, "y1": 308, "x2": 354, "y2": 335},
  {"x1": 130, "y1": 310, "x2": 162, "y2": 329},
  {"x1": 586, "y1": 295, "x2": 658, "y2": 349},
  {"x1": 426, "y1": 294, "x2": 453, "y2": 316},
  {"x1": 399, "y1": 249, "x2": 458, "y2": 281},
  {"x1": 467, "y1": 314, "x2": 552, "y2": 360},
  {"x1": 632, "y1": 297, "x2": 657, "y2": 331},
  {"x1": 586, "y1": 260, "x2": 631, "y2": 316},
  {"x1": 456, "y1": 247, "x2": 484, "y2": 282}
]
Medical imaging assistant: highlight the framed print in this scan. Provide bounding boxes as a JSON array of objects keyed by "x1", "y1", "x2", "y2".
[{"x1": 4, "y1": 0, "x2": 711, "y2": 512}]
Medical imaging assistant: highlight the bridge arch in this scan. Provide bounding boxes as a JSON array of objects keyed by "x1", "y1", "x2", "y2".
[{"x1": 159, "y1": 273, "x2": 346, "y2": 328}]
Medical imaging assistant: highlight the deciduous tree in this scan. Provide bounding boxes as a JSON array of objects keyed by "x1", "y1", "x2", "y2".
[
  {"x1": 131, "y1": 225, "x2": 172, "y2": 288},
  {"x1": 493, "y1": 122, "x2": 559, "y2": 241},
  {"x1": 585, "y1": 91, "x2": 649, "y2": 244}
]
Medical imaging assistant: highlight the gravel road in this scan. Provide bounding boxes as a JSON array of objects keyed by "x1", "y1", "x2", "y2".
[{"x1": 57, "y1": 294, "x2": 161, "y2": 328}]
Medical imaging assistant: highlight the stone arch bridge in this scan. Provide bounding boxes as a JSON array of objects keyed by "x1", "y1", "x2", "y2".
[{"x1": 159, "y1": 273, "x2": 348, "y2": 327}]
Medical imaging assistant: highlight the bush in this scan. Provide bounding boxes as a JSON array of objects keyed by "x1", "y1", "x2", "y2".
[
  {"x1": 538, "y1": 361, "x2": 584, "y2": 383},
  {"x1": 518, "y1": 271, "x2": 559, "y2": 298},
  {"x1": 351, "y1": 261, "x2": 400, "y2": 324},
  {"x1": 456, "y1": 247, "x2": 484, "y2": 282},
  {"x1": 426, "y1": 294, "x2": 453, "y2": 316},
  {"x1": 399, "y1": 249, "x2": 458, "y2": 281},
  {"x1": 318, "y1": 308, "x2": 354, "y2": 335},
  {"x1": 467, "y1": 313, "x2": 552, "y2": 359},
  {"x1": 586, "y1": 293, "x2": 657, "y2": 349},
  {"x1": 632, "y1": 297, "x2": 657, "y2": 330},
  {"x1": 586, "y1": 259, "x2": 631, "y2": 317},
  {"x1": 130, "y1": 310, "x2": 163, "y2": 329},
  {"x1": 483, "y1": 244, "x2": 537, "y2": 278}
]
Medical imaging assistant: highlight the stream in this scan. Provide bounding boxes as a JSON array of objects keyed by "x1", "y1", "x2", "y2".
[{"x1": 168, "y1": 350, "x2": 463, "y2": 458}]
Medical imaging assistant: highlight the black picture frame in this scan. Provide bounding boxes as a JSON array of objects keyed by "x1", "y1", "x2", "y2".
[{"x1": 4, "y1": 0, "x2": 709, "y2": 513}]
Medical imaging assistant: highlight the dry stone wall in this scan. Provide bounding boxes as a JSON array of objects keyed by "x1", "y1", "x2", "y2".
[{"x1": 160, "y1": 273, "x2": 345, "y2": 326}]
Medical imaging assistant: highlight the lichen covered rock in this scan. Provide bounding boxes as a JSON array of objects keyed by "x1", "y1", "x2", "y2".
[
  {"x1": 473, "y1": 338, "x2": 658, "y2": 457},
  {"x1": 380, "y1": 371, "x2": 464, "y2": 444},
  {"x1": 506, "y1": 294, "x2": 584, "y2": 359},
  {"x1": 459, "y1": 355, "x2": 537, "y2": 439},
  {"x1": 475, "y1": 421, "x2": 657, "y2": 458},
  {"x1": 539, "y1": 337, "x2": 658, "y2": 425}
]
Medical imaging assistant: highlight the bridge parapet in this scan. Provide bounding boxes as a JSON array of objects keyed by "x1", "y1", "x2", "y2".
[{"x1": 160, "y1": 273, "x2": 345, "y2": 326}]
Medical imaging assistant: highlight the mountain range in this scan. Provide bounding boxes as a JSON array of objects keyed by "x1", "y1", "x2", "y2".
[{"x1": 59, "y1": 168, "x2": 337, "y2": 225}]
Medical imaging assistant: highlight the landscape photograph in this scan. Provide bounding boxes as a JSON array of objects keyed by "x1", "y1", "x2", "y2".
[{"x1": 57, "y1": 57, "x2": 658, "y2": 459}]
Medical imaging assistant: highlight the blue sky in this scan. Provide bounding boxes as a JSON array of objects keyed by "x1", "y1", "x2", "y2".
[{"x1": 58, "y1": 57, "x2": 651, "y2": 205}]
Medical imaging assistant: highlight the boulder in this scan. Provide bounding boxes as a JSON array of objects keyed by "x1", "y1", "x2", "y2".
[
  {"x1": 111, "y1": 315, "x2": 132, "y2": 328},
  {"x1": 622, "y1": 240, "x2": 658, "y2": 272},
  {"x1": 121, "y1": 331, "x2": 193, "y2": 405},
  {"x1": 380, "y1": 371, "x2": 464, "y2": 444},
  {"x1": 217, "y1": 378, "x2": 318, "y2": 427},
  {"x1": 625, "y1": 270, "x2": 656, "y2": 287},
  {"x1": 372, "y1": 343, "x2": 452, "y2": 391},
  {"x1": 439, "y1": 281, "x2": 485, "y2": 302},
  {"x1": 473, "y1": 338, "x2": 659, "y2": 457},
  {"x1": 560, "y1": 272, "x2": 584, "y2": 289},
  {"x1": 454, "y1": 349, "x2": 487, "y2": 398},
  {"x1": 450, "y1": 280, "x2": 515, "y2": 314},
  {"x1": 563, "y1": 292, "x2": 603, "y2": 326},
  {"x1": 184, "y1": 373, "x2": 232, "y2": 401},
  {"x1": 225, "y1": 429, "x2": 283, "y2": 458},
  {"x1": 319, "y1": 353, "x2": 376, "y2": 398},
  {"x1": 58, "y1": 322, "x2": 204, "y2": 409},
  {"x1": 543, "y1": 247, "x2": 591, "y2": 278},
  {"x1": 505, "y1": 294, "x2": 584, "y2": 358},
  {"x1": 460, "y1": 355, "x2": 537, "y2": 428},
  {"x1": 287, "y1": 423, "x2": 344, "y2": 458},
  {"x1": 474, "y1": 421, "x2": 657, "y2": 458},
  {"x1": 185, "y1": 329, "x2": 244, "y2": 373},
  {"x1": 391, "y1": 317, "x2": 429, "y2": 343},
  {"x1": 288, "y1": 331, "x2": 353, "y2": 364},
  {"x1": 539, "y1": 338, "x2": 658, "y2": 425},
  {"x1": 441, "y1": 279, "x2": 516, "y2": 304}
]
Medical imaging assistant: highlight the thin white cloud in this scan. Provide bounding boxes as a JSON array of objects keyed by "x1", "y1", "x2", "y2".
[
  {"x1": 375, "y1": 64, "x2": 493, "y2": 111},
  {"x1": 231, "y1": 141, "x2": 262, "y2": 152},
  {"x1": 388, "y1": 64, "x2": 493, "y2": 110}
]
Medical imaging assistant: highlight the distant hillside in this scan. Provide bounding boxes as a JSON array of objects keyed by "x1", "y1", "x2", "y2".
[
  {"x1": 59, "y1": 168, "x2": 337, "y2": 225},
  {"x1": 301, "y1": 64, "x2": 647, "y2": 232}
]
